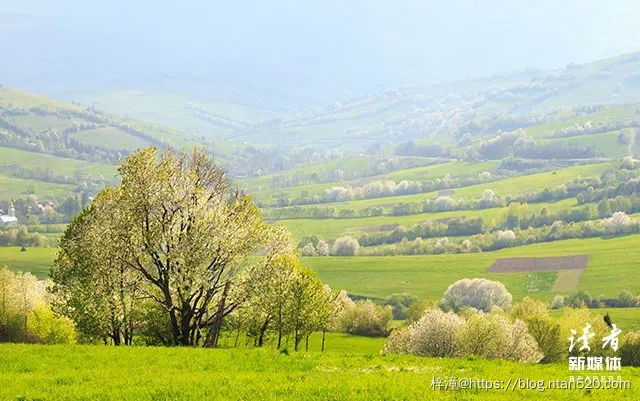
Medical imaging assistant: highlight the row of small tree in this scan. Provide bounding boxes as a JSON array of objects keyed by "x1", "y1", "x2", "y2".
[{"x1": 361, "y1": 212, "x2": 640, "y2": 256}]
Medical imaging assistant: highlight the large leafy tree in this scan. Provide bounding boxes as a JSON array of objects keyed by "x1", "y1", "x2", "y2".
[
  {"x1": 52, "y1": 147, "x2": 295, "y2": 346},
  {"x1": 51, "y1": 190, "x2": 143, "y2": 345}
]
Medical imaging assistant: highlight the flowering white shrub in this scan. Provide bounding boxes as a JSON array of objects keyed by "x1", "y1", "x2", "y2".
[
  {"x1": 550, "y1": 295, "x2": 564, "y2": 309},
  {"x1": 503, "y1": 318, "x2": 544, "y2": 363},
  {"x1": 324, "y1": 186, "x2": 353, "y2": 202},
  {"x1": 332, "y1": 236, "x2": 360, "y2": 256},
  {"x1": 301, "y1": 243, "x2": 316, "y2": 256},
  {"x1": 606, "y1": 211, "x2": 633, "y2": 234},
  {"x1": 407, "y1": 309, "x2": 464, "y2": 357},
  {"x1": 479, "y1": 171, "x2": 492, "y2": 180},
  {"x1": 457, "y1": 313, "x2": 542, "y2": 362},
  {"x1": 433, "y1": 237, "x2": 450, "y2": 254},
  {"x1": 336, "y1": 299, "x2": 392, "y2": 336},
  {"x1": 384, "y1": 309, "x2": 542, "y2": 363},
  {"x1": 495, "y1": 230, "x2": 516, "y2": 247},
  {"x1": 382, "y1": 327, "x2": 411, "y2": 354},
  {"x1": 315, "y1": 240, "x2": 330, "y2": 256},
  {"x1": 432, "y1": 196, "x2": 456, "y2": 212},
  {"x1": 482, "y1": 189, "x2": 496, "y2": 202},
  {"x1": 440, "y1": 278, "x2": 512, "y2": 312}
]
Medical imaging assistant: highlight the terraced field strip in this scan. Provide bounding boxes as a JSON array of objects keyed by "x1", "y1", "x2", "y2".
[
  {"x1": 268, "y1": 162, "x2": 610, "y2": 212},
  {"x1": 486, "y1": 255, "x2": 588, "y2": 272},
  {"x1": 487, "y1": 255, "x2": 587, "y2": 294},
  {"x1": 551, "y1": 269, "x2": 584, "y2": 292}
]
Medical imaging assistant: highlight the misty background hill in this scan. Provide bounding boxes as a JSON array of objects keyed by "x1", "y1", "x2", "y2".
[
  {"x1": 3, "y1": 0, "x2": 640, "y2": 108},
  {"x1": 2, "y1": 1, "x2": 640, "y2": 176}
]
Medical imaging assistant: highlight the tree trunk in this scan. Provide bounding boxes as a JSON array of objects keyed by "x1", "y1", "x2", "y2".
[
  {"x1": 277, "y1": 327, "x2": 282, "y2": 349},
  {"x1": 305, "y1": 334, "x2": 310, "y2": 352},
  {"x1": 161, "y1": 283, "x2": 181, "y2": 345},
  {"x1": 276, "y1": 306, "x2": 283, "y2": 348},
  {"x1": 321, "y1": 328, "x2": 326, "y2": 352},
  {"x1": 112, "y1": 328, "x2": 121, "y2": 346},
  {"x1": 180, "y1": 304, "x2": 193, "y2": 346},
  {"x1": 204, "y1": 281, "x2": 230, "y2": 347},
  {"x1": 234, "y1": 328, "x2": 240, "y2": 348},
  {"x1": 257, "y1": 317, "x2": 270, "y2": 347}
]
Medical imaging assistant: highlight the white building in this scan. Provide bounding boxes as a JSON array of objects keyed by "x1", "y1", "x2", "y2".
[{"x1": 0, "y1": 203, "x2": 18, "y2": 227}]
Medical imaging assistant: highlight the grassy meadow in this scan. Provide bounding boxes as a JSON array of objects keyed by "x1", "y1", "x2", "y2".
[
  {"x1": 305, "y1": 234, "x2": 640, "y2": 302},
  {"x1": 0, "y1": 146, "x2": 116, "y2": 178},
  {"x1": 278, "y1": 198, "x2": 577, "y2": 240},
  {"x1": 0, "y1": 247, "x2": 58, "y2": 279},
  {"x1": 1, "y1": 341, "x2": 638, "y2": 401},
  {"x1": 266, "y1": 162, "x2": 610, "y2": 214}
]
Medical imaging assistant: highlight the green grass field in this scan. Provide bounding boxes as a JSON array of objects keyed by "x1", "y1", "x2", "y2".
[
  {"x1": 249, "y1": 160, "x2": 497, "y2": 203},
  {"x1": 267, "y1": 162, "x2": 610, "y2": 214},
  {"x1": 0, "y1": 341, "x2": 637, "y2": 401},
  {"x1": 550, "y1": 308, "x2": 640, "y2": 332},
  {"x1": 539, "y1": 131, "x2": 627, "y2": 158},
  {"x1": 523, "y1": 107, "x2": 636, "y2": 138},
  {"x1": 71, "y1": 127, "x2": 155, "y2": 151},
  {"x1": 241, "y1": 156, "x2": 446, "y2": 193},
  {"x1": 0, "y1": 146, "x2": 115, "y2": 178},
  {"x1": 277, "y1": 198, "x2": 577, "y2": 240},
  {"x1": 0, "y1": 87, "x2": 83, "y2": 110},
  {"x1": 0, "y1": 246, "x2": 59, "y2": 279},
  {"x1": 305, "y1": 234, "x2": 640, "y2": 302},
  {"x1": 0, "y1": 175, "x2": 78, "y2": 200}
]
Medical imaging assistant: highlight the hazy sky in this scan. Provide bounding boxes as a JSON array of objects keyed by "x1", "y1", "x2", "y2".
[{"x1": 3, "y1": 0, "x2": 640, "y2": 105}]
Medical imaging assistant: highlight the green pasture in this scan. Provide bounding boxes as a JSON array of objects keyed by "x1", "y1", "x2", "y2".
[
  {"x1": 0, "y1": 342, "x2": 638, "y2": 401},
  {"x1": 540, "y1": 130, "x2": 628, "y2": 158},
  {"x1": 304, "y1": 234, "x2": 640, "y2": 302},
  {"x1": 550, "y1": 307, "x2": 640, "y2": 332},
  {"x1": 524, "y1": 106, "x2": 635, "y2": 138},
  {"x1": 0, "y1": 146, "x2": 115, "y2": 178},
  {"x1": 277, "y1": 198, "x2": 577, "y2": 240},
  {"x1": 266, "y1": 162, "x2": 610, "y2": 213},
  {"x1": 0, "y1": 246, "x2": 59, "y2": 279},
  {"x1": 71, "y1": 126, "x2": 155, "y2": 151},
  {"x1": 0, "y1": 87, "x2": 82, "y2": 110},
  {"x1": 0, "y1": 175, "x2": 77, "y2": 200},
  {"x1": 250, "y1": 160, "x2": 497, "y2": 203}
]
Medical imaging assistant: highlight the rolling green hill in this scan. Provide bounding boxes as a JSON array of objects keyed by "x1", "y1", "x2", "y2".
[{"x1": 58, "y1": 52, "x2": 640, "y2": 153}]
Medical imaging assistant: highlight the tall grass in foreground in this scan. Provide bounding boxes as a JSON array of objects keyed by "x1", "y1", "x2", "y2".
[{"x1": 0, "y1": 342, "x2": 638, "y2": 401}]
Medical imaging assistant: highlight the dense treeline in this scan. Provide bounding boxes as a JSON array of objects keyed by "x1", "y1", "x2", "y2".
[
  {"x1": 0, "y1": 226, "x2": 51, "y2": 247},
  {"x1": 361, "y1": 212, "x2": 640, "y2": 256},
  {"x1": 467, "y1": 129, "x2": 613, "y2": 161},
  {"x1": 358, "y1": 193, "x2": 640, "y2": 247},
  {"x1": 0, "y1": 194, "x2": 89, "y2": 226},
  {"x1": 551, "y1": 290, "x2": 640, "y2": 309},
  {"x1": 267, "y1": 169, "x2": 502, "y2": 209}
]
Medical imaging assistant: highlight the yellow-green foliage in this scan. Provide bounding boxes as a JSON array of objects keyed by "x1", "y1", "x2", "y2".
[
  {"x1": 27, "y1": 305, "x2": 75, "y2": 344},
  {"x1": 0, "y1": 266, "x2": 74, "y2": 344},
  {"x1": 620, "y1": 331, "x2": 640, "y2": 367}
]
